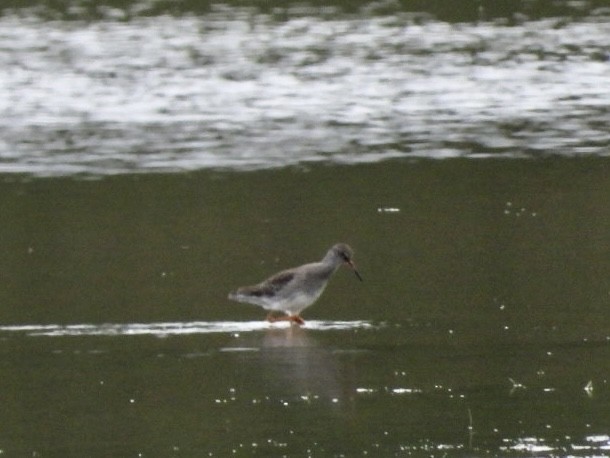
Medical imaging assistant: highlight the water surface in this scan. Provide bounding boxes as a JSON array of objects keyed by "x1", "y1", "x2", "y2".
[
  {"x1": 0, "y1": 2, "x2": 609, "y2": 175},
  {"x1": 2, "y1": 159, "x2": 610, "y2": 456},
  {"x1": 1, "y1": 1, "x2": 610, "y2": 456}
]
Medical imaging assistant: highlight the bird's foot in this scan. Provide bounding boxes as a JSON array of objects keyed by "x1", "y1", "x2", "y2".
[
  {"x1": 289, "y1": 315, "x2": 305, "y2": 325},
  {"x1": 266, "y1": 313, "x2": 305, "y2": 326}
]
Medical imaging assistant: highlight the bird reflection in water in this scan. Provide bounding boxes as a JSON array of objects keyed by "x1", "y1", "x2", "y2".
[{"x1": 234, "y1": 324, "x2": 354, "y2": 405}]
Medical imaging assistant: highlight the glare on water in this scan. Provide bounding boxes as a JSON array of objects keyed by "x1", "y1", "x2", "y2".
[{"x1": 0, "y1": 5, "x2": 608, "y2": 176}]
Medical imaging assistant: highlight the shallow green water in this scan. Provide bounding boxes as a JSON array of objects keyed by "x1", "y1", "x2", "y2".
[{"x1": 1, "y1": 159, "x2": 609, "y2": 456}]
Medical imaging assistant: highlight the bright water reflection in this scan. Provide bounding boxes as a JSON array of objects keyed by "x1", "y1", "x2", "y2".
[
  {"x1": 0, "y1": 319, "x2": 376, "y2": 336},
  {"x1": 1, "y1": 5, "x2": 609, "y2": 176}
]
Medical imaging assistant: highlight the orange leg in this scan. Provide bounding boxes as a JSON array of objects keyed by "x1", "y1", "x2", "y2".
[
  {"x1": 266, "y1": 313, "x2": 305, "y2": 325},
  {"x1": 289, "y1": 315, "x2": 305, "y2": 325}
]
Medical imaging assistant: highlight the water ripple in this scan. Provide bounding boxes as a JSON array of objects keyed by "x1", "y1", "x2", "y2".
[
  {"x1": 0, "y1": 320, "x2": 377, "y2": 337},
  {"x1": 1, "y1": 11, "x2": 609, "y2": 176}
]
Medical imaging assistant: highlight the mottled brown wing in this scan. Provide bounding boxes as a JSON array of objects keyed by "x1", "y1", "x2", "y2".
[{"x1": 239, "y1": 271, "x2": 295, "y2": 298}]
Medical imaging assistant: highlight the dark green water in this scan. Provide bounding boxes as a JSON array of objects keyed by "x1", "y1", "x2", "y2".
[{"x1": 1, "y1": 159, "x2": 610, "y2": 456}]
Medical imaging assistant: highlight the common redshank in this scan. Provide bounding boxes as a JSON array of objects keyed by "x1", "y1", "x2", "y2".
[{"x1": 228, "y1": 243, "x2": 362, "y2": 325}]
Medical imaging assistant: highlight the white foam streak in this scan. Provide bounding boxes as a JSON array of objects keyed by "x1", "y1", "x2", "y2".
[{"x1": 0, "y1": 320, "x2": 376, "y2": 337}]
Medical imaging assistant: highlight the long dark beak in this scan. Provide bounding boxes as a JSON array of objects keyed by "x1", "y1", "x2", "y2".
[{"x1": 347, "y1": 260, "x2": 363, "y2": 282}]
